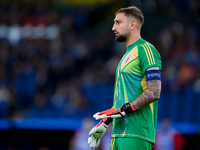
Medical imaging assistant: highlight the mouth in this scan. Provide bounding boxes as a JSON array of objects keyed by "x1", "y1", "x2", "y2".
[{"x1": 114, "y1": 32, "x2": 119, "y2": 36}]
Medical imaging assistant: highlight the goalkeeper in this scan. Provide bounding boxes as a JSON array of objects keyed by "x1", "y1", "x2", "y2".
[{"x1": 88, "y1": 6, "x2": 162, "y2": 150}]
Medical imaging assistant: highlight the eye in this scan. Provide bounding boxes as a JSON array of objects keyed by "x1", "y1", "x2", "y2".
[{"x1": 116, "y1": 21, "x2": 120, "y2": 24}]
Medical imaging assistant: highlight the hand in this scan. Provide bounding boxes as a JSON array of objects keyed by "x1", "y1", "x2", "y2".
[
  {"x1": 88, "y1": 135, "x2": 100, "y2": 149},
  {"x1": 88, "y1": 120, "x2": 108, "y2": 149},
  {"x1": 93, "y1": 103, "x2": 135, "y2": 120}
]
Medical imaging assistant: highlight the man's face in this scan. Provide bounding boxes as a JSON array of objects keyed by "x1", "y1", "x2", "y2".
[{"x1": 112, "y1": 13, "x2": 130, "y2": 42}]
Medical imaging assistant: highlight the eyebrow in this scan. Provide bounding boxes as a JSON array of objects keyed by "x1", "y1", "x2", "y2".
[{"x1": 114, "y1": 19, "x2": 120, "y2": 23}]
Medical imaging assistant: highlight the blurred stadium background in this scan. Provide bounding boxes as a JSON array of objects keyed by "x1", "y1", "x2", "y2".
[{"x1": 0, "y1": 0, "x2": 200, "y2": 149}]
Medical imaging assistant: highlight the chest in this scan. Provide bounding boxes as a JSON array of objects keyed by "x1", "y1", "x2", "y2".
[{"x1": 116, "y1": 47, "x2": 139, "y2": 77}]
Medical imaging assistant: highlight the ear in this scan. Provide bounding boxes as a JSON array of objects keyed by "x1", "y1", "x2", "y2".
[{"x1": 129, "y1": 20, "x2": 136, "y2": 31}]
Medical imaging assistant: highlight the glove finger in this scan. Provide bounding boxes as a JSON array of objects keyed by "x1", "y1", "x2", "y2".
[
  {"x1": 88, "y1": 136, "x2": 95, "y2": 149},
  {"x1": 89, "y1": 128, "x2": 96, "y2": 135},
  {"x1": 91, "y1": 136, "x2": 98, "y2": 149},
  {"x1": 92, "y1": 136, "x2": 100, "y2": 148},
  {"x1": 107, "y1": 114, "x2": 122, "y2": 119},
  {"x1": 96, "y1": 138, "x2": 100, "y2": 147},
  {"x1": 88, "y1": 136, "x2": 92, "y2": 145},
  {"x1": 93, "y1": 114, "x2": 107, "y2": 120},
  {"x1": 93, "y1": 112, "x2": 100, "y2": 119},
  {"x1": 95, "y1": 108, "x2": 119, "y2": 116}
]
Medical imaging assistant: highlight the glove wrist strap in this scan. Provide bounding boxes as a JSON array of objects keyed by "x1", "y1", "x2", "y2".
[
  {"x1": 102, "y1": 118, "x2": 113, "y2": 125},
  {"x1": 121, "y1": 103, "x2": 135, "y2": 115}
]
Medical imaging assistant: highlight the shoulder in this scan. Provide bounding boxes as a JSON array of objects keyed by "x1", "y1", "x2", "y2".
[
  {"x1": 137, "y1": 41, "x2": 161, "y2": 59},
  {"x1": 137, "y1": 41, "x2": 157, "y2": 52}
]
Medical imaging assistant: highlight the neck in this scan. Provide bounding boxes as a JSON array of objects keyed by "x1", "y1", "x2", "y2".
[{"x1": 125, "y1": 32, "x2": 141, "y2": 46}]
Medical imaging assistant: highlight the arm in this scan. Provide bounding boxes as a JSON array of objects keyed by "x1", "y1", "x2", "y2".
[
  {"x1": 93, "y1": 68, "x2": 162, "y2": 120},
  {"x1": 130, "y1": 79, "x2": 161, "y2": 111}
]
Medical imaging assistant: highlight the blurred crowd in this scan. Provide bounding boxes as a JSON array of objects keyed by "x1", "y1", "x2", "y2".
[{"x1": 0, "y1": 0, "x2": 200, "y2": 126}]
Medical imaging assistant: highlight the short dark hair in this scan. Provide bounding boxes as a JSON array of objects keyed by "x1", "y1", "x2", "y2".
[{"x1": 115, "y1": 6, "x2": 144, "y2": 29}]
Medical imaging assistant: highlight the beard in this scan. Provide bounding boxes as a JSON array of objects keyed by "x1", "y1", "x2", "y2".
[
  {"x1": 115, "y1": 34, "x2": 126, "y2": 42},
  {"x1": 114, "y1": 30, "x2": 130, "y2": 42}
]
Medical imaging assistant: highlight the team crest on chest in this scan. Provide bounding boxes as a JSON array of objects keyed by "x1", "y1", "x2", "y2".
[
  {"x1": 120, "y1": 47, "x2": 138, "y2": 71},
  {"x1": 124, "y1": 54, "x2": 131, "y2": 64}
]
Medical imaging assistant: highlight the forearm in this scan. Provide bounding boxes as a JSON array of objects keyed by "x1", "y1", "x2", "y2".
[
  {"x1": 93, "y1": 80, "x2": 161, "y2": 120},
  {"x1": 130, "y1": 80, "x2": 161, "y2": 111}
]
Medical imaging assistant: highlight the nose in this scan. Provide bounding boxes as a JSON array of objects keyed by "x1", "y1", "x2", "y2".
[{"x1": 112, "y1": 24, "x2": 116, "y2": 31}]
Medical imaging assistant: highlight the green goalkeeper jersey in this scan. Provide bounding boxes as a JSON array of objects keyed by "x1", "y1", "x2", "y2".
[{"x1": 112, "y1": 38, "x2": 162, "y2": 143}]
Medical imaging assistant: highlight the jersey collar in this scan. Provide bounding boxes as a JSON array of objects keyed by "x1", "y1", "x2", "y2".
[{"x1": 126, "y1": 38, "x2": 143, "y2": 52}]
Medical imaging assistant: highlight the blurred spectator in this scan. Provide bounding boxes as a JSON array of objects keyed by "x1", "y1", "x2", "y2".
[
  {"x1": 49, "y1": 82, "x2": 67, "y2": 118},
  {"x1": 14, "y1": 60, "x2": 36, "y2": 109},
  {"x1": 64, "y1": 78, "x2": 88, "y2": 118},
  {"x1": 153, "y1": 118, "x2": 185, "y2": 150},
  {"x1": 0, "y1": 82, "x2": 11, "y2": 118},
  {"x1": 28, "y1": 92, "x2": 51, "y2": 118},
  {"x1": 172, "y1": 61, "x2": 197, "y2": 91}
]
